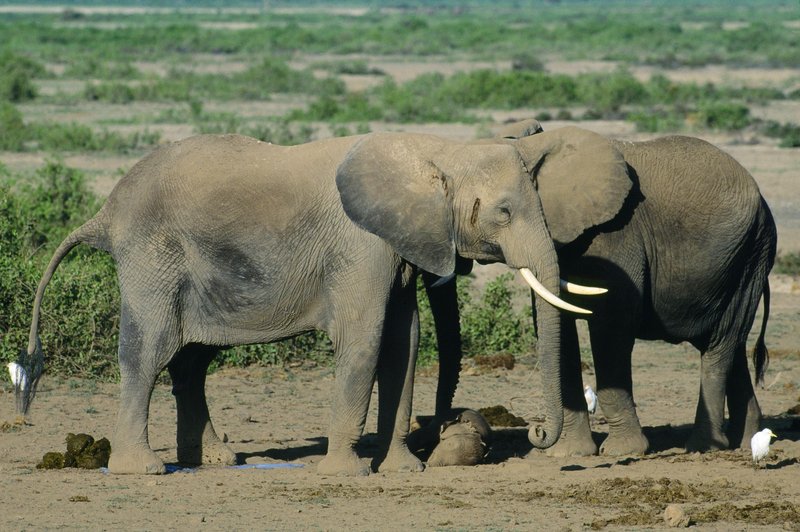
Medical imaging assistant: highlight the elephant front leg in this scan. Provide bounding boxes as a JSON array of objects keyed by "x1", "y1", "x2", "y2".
[
  {"x1": 168, "y1": 345, "x2": 236, "y2": 466},
  {"x1": 318, "y1": 318, "x2": 382, "y2": 477},
  {"x1": 375, "y1": 293, "x2": 424, "y2": 473},
  {"x1": 590, "y1": 328, "x2": 648, "y2": 456},
  {"x1": 545, "y1": 317, "x2": 597, "y2": 457}
]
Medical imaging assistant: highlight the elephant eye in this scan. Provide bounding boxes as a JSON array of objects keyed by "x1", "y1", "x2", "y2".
[{"x1": 496, "y1": 205, "x2": 512, "y2": 225}]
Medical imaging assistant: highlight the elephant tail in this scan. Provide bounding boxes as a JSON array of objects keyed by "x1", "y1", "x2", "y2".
[
  {"x1": 752, "y1": 280, "x2": 770, "y2": 387},
  {"x1": 16, "y1": 213, "x2": 110, "y2": 417}
]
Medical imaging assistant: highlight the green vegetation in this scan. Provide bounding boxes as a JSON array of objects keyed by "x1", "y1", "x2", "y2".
[
  {"x1": 0, "y1": 52, "x2": 45, "y2": 102},
  {"x1": 775, "y1": 252, "x2": 800, "y2": 275},
  {"x1": 0, "y1": 101, "x2": 160, "y2": 152},
  {"x1": 2, "y1": 4, "x2": 799, "y2": 67},
  {"x1": 417, "y1": 273, "x2": 536, "y2": 367}
]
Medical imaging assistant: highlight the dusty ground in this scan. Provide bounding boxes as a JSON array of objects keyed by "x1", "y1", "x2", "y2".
[{"x1": 1, "y1": 57, "x2": 800, "y2": 529}]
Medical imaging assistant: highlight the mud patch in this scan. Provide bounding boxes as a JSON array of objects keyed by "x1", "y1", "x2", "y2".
[{"x1": 473, "y1": 353, "x2": 515, "y2": 370}]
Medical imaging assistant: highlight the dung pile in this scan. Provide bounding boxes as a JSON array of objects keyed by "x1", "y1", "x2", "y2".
[
  {"x1": 37, "y1": 433, "x2": 110, "y2": 469},
  {"x1": 478, "y1": 405, "x2": 526, "y2": 427}
]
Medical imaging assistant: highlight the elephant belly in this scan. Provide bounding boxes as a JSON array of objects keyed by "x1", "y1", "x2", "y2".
[{"x1": 178, "y1": 239, "x2": 328, "y2": 346}]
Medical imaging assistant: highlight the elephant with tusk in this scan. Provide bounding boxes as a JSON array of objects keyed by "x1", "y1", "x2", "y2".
[
  {"x1": 20, "y1": 130, "x2": 601, "y2": 475},
  {"x1": 421, "y1": 123, "x2": 776, "y2": 458}
]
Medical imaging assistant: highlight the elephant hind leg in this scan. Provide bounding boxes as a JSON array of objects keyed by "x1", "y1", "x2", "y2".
[
  {"x1": 375, "y1": 287, "x2": 424, "y2": 473},
  {"x1": 686, "y1": 341, "x2": 735, "y2": 452},
  {"x1": 725, "y1": 342, "x2": 762, "y2": 449},
  {"x1": 108, "y1": 302, "x2": 181, "y2": 474},
  {"x1": 168, "y1": 344, "x2": 236, "y2": 466}
]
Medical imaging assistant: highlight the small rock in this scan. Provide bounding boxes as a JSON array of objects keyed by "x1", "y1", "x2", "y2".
[{"x1": 663, "y1": 504, "x2": 690, "y2": 528}]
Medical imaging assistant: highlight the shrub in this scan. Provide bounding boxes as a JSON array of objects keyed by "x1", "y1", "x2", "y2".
[
  {"x1": 417, "y1": 273, "x2": 536, "y2": 366},
  {"x1": 774, "y1": 252, "x2": 800, "y2": 275},
  {"x1": 1, "y1": 163, "x2": 119, "y2": 379},
  {"x1": 761, "y1": 120, "x2": 800, "y2": 148},
  {"x1": 628, "y1": 108, "x2": 686, "y2": 132},
  {"x1": 695, "y1": 102, "x2": 751, "y2": 131},
  {"x1": 0, "y1": 102, "x2": 27, "y2": 150},
  {"x1": 575, "y1": 69, "x2": 648, "y2": 115}
]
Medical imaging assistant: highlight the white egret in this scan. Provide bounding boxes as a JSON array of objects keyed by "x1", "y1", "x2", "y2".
[
  {"x1": 584, "y1": 384, "x2": 597, "y2": 415},
  {"x1": 751, "y1": 428, "x2": 777, "y2": 468},
  {"x1": 6, "y1": 362, "x2": 28, "y2": 391}
]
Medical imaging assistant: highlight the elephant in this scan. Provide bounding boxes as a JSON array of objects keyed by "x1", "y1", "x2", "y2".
[
  {"x1": 423, "y1": 124, "x2": 776, "y2": 457},
  {"x1": 426, "y1": 409, "x2": 491, "y2": 467},
  {"x1": 20, "y1": 130, "x2": 596, "y2": 475}
]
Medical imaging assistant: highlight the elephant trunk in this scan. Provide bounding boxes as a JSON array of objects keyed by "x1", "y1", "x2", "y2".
[{"x1": 515, "y1": 228, "x2": 564, "y2": 449}]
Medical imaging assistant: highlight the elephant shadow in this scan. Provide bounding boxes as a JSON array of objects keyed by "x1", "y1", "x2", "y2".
[
  {"x1": 235, "y1": 433, "x2": 386, "y2": 465},
  {"x1": 482, "y1": 413, "x2": 800, "y2": 464}
]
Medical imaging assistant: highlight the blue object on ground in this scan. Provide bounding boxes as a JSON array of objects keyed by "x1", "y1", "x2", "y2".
[{"x1": 228, "y1": 463, "x2": 304, "y2": 470}]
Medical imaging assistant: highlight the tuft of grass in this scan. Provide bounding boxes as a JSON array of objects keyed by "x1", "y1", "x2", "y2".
[{"x1": 774, "y1": 252, "x2": 800, "y2": 275}]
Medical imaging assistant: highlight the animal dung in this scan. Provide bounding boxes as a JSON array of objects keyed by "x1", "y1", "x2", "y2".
[
  {"x1": 477, "y1": 404, "x2": 526, "y2": 427},
  {"x1": 37, "y1": 433, "x2": 111, "y2": 470},
  {"x1": 427, "y1": 409, "x2": 491, "y2": 467}
]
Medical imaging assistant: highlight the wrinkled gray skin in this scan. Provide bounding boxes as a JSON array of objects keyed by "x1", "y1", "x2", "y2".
[
  {"x1": 427, "y1": 409, "x2": 490, "y2": 467},
  {"x1": 24, "y1": 131, "x2": 568, "y2": 475},
  {"x1": 426, "y1": 124, "x2": 776, "y2": 457}
]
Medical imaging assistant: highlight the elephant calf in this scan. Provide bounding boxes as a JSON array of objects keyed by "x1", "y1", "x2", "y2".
[{"x1": 19, "y1": 131, "x2": 592, "y2": 474}]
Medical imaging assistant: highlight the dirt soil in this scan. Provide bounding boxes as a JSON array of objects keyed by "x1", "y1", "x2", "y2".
[{"x1": 2, "y1": 59, "x2": 800, "y2": 529}]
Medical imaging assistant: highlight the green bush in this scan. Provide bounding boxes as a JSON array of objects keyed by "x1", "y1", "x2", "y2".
[
  {"x1": 0, "y1": 102, "x2": 27, "y2": 150},
  {"x1": 774, "y1": 252, "x2": 800, "y2": 275},
  {"x1": 1, "y1": 162, "x2": 119, "y2": 379},
  {"x1": 417, "y1": 273, "x2": 536, "y2": 366},
  {"x1": 64, "y1": 58, "x2": 140, "y2": 80},
  {"x1": 628, "y1": 108, "x2": 686, "y2": 133},
  {"x1": 695, "y1": 102, "x2": 751, "y2": 131},
  {"x1": 761, "y1": 120, "x2": 800, "y2": 148}
]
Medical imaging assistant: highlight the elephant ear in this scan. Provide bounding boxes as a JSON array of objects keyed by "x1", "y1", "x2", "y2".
[
  {"x1": 495, "y1": 118, "x2": 543, "y2": 139},
  {"x1": 514, "y1": 126, "x2": 632, "y2": 245},
  {"x1": 336, "y1": 132, "x2": 455, "y2": 277}
]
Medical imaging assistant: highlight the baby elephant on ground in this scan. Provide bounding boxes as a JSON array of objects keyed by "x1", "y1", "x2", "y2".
[
  {"x1": 20, "y1": 130, "x2": 584, "y2": 475},
  {"x1": 427, "y1": 409, "x2": 491, "y2": 467}
]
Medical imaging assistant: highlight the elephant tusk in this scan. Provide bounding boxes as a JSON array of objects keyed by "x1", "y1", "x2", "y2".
[
  {"x1": 560, "y1": 279, "x2": 607, "y2": 296},
  {"x1": 520, "y1": 268, "x2": 592, "y2": 315},
  {"x1": 430, "y1": 272, "x2": 456, "y2": 288}
]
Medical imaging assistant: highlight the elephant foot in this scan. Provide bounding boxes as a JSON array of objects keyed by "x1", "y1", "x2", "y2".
[
  {"x1": 177, "y1": 441, "x2": 237, "y2": 466},
  {"x1": 685, "y1": 427, "x2": 729, "y2": 453},
  {"x1": 377, "y1": 446, "x2": 425, "y2": 473},
  {"x1": 318, "y1": 449, "x2": 370, "y2": 476},
  {"x1": 545, "y1": 428, "x2": 598, "y2": 458},
  {"x1": 108, "y1": 445, "x2": 166, "y2": 475},
  {"x1": 600, "y1": 430, "x2": 649, "y2": 456}
]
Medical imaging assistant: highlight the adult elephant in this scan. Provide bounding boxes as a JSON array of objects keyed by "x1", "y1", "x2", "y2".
[
  {"x1": 20, "y1": 131, "x2": 594, "y2": 475},
  {"x1": 423, "y1": 124, "x2": 776, "y2": 457}
]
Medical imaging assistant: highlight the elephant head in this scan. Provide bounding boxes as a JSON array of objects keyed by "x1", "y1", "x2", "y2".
[
  {"x1": 505, "y1": 125, "x2": 633, "y2": 248},
  {"x1": 336, "y1": 131, "x2": 597, "y2": 448}
]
